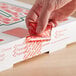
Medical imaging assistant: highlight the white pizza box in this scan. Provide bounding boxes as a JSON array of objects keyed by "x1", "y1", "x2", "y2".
[
  {"x1": 1, "y1": 17, "x2": 76, "y2": 65},
  {"x1": 0, "y1": 0, "x2": 76, "y2": 72},
  {"x1": 49, "y1": 17, "x2": 76, "y2": 53},
  {"x1": 0, "y1": 0, "x2": 50, "y2": 64}
]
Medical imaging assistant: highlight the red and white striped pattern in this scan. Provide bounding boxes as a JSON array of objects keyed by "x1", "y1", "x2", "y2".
[
  {"x1": 27, "y1": 22, "x2": 52, "y2": 42},
  {"x1": 23, "y1": 41, "x2": 42, "y2": 59}
]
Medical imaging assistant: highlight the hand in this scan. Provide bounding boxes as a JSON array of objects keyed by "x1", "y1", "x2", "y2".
[
  {"x1": 50, "y1": 0, "x2": 76, "y2": 21},
  {"x1": 26, "y1": 0, "x2": 75, "y2": 34}
]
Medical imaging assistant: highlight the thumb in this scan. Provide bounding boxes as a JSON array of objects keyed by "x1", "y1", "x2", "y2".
[{"x1": 36, "y1": 4, "x2": 54, "y2": 34}]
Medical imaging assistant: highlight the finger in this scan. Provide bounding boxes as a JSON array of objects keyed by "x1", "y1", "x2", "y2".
[
  {"x1": 26, "y1": 2, "x2": 41, "y2": 30},
  {"x1": 36, "y1": 4, "x2": 54, "y2": 34}
]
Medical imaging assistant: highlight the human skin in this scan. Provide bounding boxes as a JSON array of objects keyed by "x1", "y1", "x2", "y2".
[{"x1": 26, "y1": 0, "x2": 76, "y2": 34}]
